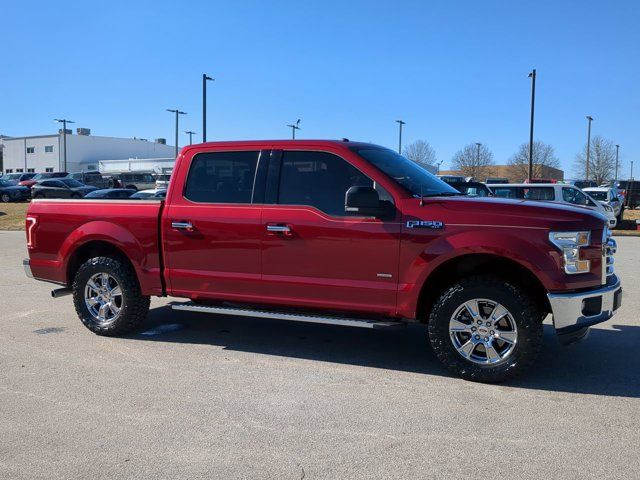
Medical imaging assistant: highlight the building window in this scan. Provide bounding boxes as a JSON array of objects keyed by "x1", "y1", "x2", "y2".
[
  {"x1": 26, "y1": 147, "x2": 35, "y2": 154},
  {"x1": 45, "y1": 167, "x2": 54, "y2": 173},
  {"x1": 27, "y1": 168, "x2": 35, "y2": 173},
  {"x1": 45, "y1": 145, "x2": 54, "y2": 153},
  {"x1": 5, "y1": 169, "x2": 12, "y2": 173},
  {"x1": 16, "y1": 169, "x2": 24, "y2": 173}
]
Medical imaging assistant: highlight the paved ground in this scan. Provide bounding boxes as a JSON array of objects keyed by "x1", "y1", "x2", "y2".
[{"x1": 1, "y1": 231, "x2": 638, "y2": 479}]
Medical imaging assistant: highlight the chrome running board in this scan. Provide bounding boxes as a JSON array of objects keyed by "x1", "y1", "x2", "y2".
[{"x1": 171, "y1": 302, "x2": 403, "y2": 329}]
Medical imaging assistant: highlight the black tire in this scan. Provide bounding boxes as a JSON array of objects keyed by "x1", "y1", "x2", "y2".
[
  {"x1": 125, "y1": 185, "x2": 137, "y2": 191},
  {"x1": 428, "y1": 274, "x2": 543, "y2": 383},
  {"x1": 72, "y1": 256, "x2": 150, "y2": 336},
  {"x1": 1, "y1": 193, "x2": 11, "y2": 203},
  {"x1": 71, "y1": 193, "x2": 82, "y2": 199},
  {"x1": 32, "y1": 192, "x2": 43, "y2": 199},
  {"x1": 616, "y1": 208, "x2": 624, "y2": 226}
]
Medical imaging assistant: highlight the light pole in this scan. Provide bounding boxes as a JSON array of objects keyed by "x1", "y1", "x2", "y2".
[
  {"x1": 185, "y1": 130, "x2": 197, "y2": 145},
  {"x1": 54, "y1": 118, "x2": 75, "y2": 172},
  {"x1": 396, "y1": 119, "x2": 405, "y2": 154},
  {"x1": 528, "y1": 69, "x2": 536, "y2": 182},
  {"x1": 202, "y1": 74, "x2": 214, "y2": 142},
  {"x1": 585, "y1": 115, "x2": 593, "y2": 181},
  {"x1": 629, "y1": 160, "x2": 635, "y2": 208},
  {"x1": 287, "y1": 119, "x2": 301, "y2": 139},
  {"x1": 436, "y1": 159, "x2": 444, "y2": 174},
  {"x1": 475, "y1": 143, "x2": 482, "y2": 181},
  {"x1": 167, "y1": 109, "x2": 187, "y2": 158},
  {"x1": 615, "y1": 144, "x2": 620, "y2": 182}
]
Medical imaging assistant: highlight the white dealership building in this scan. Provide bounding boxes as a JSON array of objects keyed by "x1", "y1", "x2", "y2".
[{"x1": 0, "y1": 129, "x2": 176, "y2": 174}]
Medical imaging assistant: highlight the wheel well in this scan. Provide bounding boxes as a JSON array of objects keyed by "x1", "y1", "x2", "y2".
[
  {"x1": 416, "y1": 254, "x2": 550, "y2": 323},
  {"x1": 66, "y1": 240, "x2": 135, "y2": 286}
]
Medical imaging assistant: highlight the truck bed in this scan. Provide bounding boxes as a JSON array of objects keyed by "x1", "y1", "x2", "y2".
[{"x1": 26, "y1": 199, "x2": 165, "y2": 295}]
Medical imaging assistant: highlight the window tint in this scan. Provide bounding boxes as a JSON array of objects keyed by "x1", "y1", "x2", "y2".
[
  {"x1": 523, "y1": 187, "x2": 555, "y2": 201},
  {"x1": 563, "y1": 187, "x2": 591, "y2": 206},
  {"x1": 41, "y1": 180, "x2": 59, "y2": 187},
  {"x1": 278, "y1": 151, "x2": 385, "y2": 216},
  {"x1": 185, "y1": 151, "x2": 259, "y2": 203}
]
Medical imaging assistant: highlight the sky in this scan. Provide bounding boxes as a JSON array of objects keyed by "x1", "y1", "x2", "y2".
[{"x1": 2, "y1": 0, "x2": 639, "y2": 176}]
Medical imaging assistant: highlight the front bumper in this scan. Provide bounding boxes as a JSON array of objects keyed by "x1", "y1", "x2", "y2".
[{"x1": 548, "y1": 274, "x2": 622, "y2": 341}]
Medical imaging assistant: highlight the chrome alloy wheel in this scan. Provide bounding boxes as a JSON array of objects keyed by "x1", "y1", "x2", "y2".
[
  {"x1": 84, "y1": 273, "x2": 123, "y2": 325},
  {"x1": 449, "y1": 298, "x2": 518, "y2": 365}
]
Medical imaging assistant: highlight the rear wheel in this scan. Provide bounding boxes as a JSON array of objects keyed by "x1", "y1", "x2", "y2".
[
  {"x1": 72, "y1": 256, "x2": 150, "y2": 336},
  {"x1": 71, "y1": 192, "x2": 82, "y2": 199},
  {"x1": 428, "y1": 275, "x2": 543, "y2": 383},
  {"x1": 1, "y1": 193, "x2": 10, "y2": 203}
]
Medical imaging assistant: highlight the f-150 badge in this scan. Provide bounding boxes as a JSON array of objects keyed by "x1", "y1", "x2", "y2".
[{"x1": 406, "y1": 220, "x2": 444, "y2": 229}]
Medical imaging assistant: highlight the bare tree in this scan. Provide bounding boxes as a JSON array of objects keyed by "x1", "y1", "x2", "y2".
[
  {"x1": 573, "y1": 136, "x2": 616, "y2": 184},
  {"x1": 451, "y1": 143, "x2": 494, "y2": 180},
  {"x1": 508, "y1": 141, "x2": 560, "y2": 181},
  {"x1": 403, "y1": 140, "x2": 437, "y2": 168}
]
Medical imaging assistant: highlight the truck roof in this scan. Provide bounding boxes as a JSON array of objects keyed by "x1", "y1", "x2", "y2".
[{"x1": 181, "y1": 139, "x2": 376, "y2": 151}]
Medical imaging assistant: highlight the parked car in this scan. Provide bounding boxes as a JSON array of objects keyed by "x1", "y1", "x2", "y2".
[
  {"x1": 524, "y1": 178, "x2": 559, "y2": 184},
  {"x1": 485, "y1": 177, "x2": 509, "y2": 184},
  {"x1": 1, "y1": 173, "x2": 37, "y2": 185},
  {"x1": 111, "y1": 172, "x2": 156, "y2": 191},
  {"x1": 84, "y1": 189, "x2": 137, "y2": 199},
  {"x1": 583, "y1": 187, "x2": 624, "y2": 224},
  {"x1": 565, "y1": 179, "x2": 599, "y2": 190},
  {"x1": 154, "y1": 173, "x2": 172, "y2": 189},
  {"x1": 24, "y1": 140, "x2": 622, "y2": 383},
  {"x1": 31, "y1": 178, "x2": 97, "y2": 199},
  {"x1": 130, "y1": 189, "x2": 167, "y2": 199},
  {"x1": 67, "y1": 172, "x2": 110, "y2": 189},
  {"x1": 489, "y1": 183, "x2": 617, "y2": 227},
  {"x1": 20, "y1": 172, "x2": 69, "y2": 188},
  {"x1": 0, "y1": 179, "x2": 31, "y2": 202},
  {"x1": 616, "y1": 180, "x2": 640, "y2": 209},
  {"x1": 448, "y1": 181, "x2": 493, "y2": 197},
  {"x1": 437, "y1": 175, "x2": 466, "y2": 184}
]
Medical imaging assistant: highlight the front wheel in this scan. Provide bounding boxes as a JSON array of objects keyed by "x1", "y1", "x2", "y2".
[
  {"x1": 428, "y1": 275, "x2": 543, "y2": 383},
  {"x1": 1, "y1": 193, "x2": 11, "y2": 203},
  {"x1": 72, "y1": 256, "x2": 150, "y2": 336}
]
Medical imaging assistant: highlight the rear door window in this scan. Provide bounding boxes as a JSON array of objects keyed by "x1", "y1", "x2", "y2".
[
  {"x1": 184, "y1": 151, "x2": 259, "y2": 203},
  {"x1": 523, "y1": 187, "x2": 555, "y2": 200}
]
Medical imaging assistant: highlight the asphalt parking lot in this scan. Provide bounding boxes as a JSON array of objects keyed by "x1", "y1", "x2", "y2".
[{"x1": 1, "y1": 231, "x2": 639, "y2": 479}]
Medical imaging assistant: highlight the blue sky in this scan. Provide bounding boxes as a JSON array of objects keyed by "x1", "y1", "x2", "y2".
[{"x1": 2, "y1": 0, "x2": 639, "y2": 175}]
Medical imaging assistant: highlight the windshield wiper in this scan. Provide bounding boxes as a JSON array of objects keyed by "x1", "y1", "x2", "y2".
[{"x1": 420, "y1": 192, "x2": 464, "y2": 198}]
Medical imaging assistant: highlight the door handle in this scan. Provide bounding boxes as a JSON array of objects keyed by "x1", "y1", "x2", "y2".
[
  {"x1": 266, "y1": 224, "x2": 292, "y2": 235},
  {"x1": 172, "y1": 221, "x2": 194, "y2": 231}
]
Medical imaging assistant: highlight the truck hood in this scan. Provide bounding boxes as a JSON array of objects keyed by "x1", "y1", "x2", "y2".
[{"x1": 405, "y1": 196, "x2": 607, "y2": 232}]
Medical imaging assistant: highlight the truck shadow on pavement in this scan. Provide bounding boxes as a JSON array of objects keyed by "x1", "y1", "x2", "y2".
[{"x1": 132, "y1": 306, "x2": 640, "y2": 398}]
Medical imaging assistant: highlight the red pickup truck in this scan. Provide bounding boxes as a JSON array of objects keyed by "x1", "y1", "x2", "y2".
[{"x1": 24, "y1": 140, "x2": 622, "y2": 382}]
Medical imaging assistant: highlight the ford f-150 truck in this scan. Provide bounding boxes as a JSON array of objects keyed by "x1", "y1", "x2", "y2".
[{"x1": 24, "y1": 140, "x2": 622, "y2": 382}]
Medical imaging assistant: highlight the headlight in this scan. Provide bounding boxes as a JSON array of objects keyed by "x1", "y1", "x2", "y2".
[{"x1": 549, "y1": 231, "x2": 591, "y2": 274}]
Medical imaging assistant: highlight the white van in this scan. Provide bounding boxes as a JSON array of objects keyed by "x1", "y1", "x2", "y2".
[{"x1": 489, "y1": 183, "x2": 617, "y2": 227}]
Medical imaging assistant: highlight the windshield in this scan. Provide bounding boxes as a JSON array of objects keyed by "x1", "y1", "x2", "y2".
[
  {"x1": 59, "y1": 178, "x2": 84, "y2": 188},
  {"x1": 587, "y1": 191, "x2": 608, "y2": 201},
  {"x1": 352, "y1": 147, "x2": 459, "y2": 197}
]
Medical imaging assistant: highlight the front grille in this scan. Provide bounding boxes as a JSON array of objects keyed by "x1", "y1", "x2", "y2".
[{"x1": 603, "y1": 228, "x2": 616, "y2": 283}]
